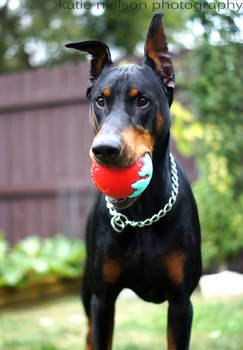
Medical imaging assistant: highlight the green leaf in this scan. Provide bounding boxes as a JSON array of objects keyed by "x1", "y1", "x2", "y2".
[{"x1": 15, "y1": 237, "x2": 41, "y2": 257}]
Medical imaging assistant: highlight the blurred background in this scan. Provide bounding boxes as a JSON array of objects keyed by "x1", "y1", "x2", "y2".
[{"x1": 0, "y1": 1, "x2": 243, "y2": 348}]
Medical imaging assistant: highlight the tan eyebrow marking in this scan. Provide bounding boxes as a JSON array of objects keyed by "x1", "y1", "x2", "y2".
[
  {"x1": 103, "y1": 87, "x2": 111, "y2": 97},
  {"x1": 129, "y1": 88, "x2": 139, "y2": 97}
]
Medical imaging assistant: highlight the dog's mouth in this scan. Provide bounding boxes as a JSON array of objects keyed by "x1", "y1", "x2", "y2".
[{"x1": 107, "y1": 196, "x2": 139, "y2": 210}]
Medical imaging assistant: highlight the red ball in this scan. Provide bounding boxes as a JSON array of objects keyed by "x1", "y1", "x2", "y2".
[{"x1": 91, "y1": 155, "x2": 150, "y2": 199}]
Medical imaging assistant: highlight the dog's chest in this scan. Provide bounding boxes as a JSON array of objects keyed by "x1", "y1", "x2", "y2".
[
  {"x1": 121, "y1": 245, "x2": 169, "y2": 303},
  {"x1": 105, "y1": 229, "x2": 182, "y2": 300}
]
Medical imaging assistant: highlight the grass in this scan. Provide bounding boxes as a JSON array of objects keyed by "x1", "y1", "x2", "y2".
[{"x1": 0, "y1": 292, "x2": 242, "y2": 350}]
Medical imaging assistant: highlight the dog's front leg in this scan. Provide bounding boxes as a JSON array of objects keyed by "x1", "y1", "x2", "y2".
[
  {"x1": 89, "y1": 294, "x2": 116, "y2": 350},
  {"x1": 167, "y1": 298, "x2": 193, "y2": 350}
]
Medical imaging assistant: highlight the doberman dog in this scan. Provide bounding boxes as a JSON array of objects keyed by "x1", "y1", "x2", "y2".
[{"x1": 66, "y1": 13, "x2": 202, "y2": 350}]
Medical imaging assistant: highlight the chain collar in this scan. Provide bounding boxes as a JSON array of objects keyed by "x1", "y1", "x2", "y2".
[{"x1": 105, "y1": 153, "x2": 179, "y2": 233}]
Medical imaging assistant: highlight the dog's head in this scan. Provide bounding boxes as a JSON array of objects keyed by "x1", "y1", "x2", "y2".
[{"x1": 66, "y1": 13, "x2": 175, "y2": 209}]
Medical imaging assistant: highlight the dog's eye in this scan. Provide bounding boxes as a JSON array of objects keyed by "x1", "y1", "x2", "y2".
[
  {"x1": 136, "y1": 96, "x2": 149, "y2": 108},
  {"x1": 96, "y1": 96, "x2": 105, "y2": 107}
]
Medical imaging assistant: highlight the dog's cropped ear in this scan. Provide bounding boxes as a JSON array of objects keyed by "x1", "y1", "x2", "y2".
[
  {"x1": 144, "y1": 13, "x2": 175, "y2": 106},
  {"x1": 65, "y1": 40, "x2": 113, "y2": 98}
]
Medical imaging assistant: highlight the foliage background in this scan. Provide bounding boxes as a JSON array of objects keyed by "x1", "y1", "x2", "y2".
[
  {"x1": 0, "y1": 232, "x2": 86, "y2": 288},
  {"x1": 0, "y1": 0, "x2": 242, "y2": 271}
]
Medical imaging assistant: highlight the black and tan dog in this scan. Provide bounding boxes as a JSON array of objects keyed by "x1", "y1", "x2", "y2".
[{"x1": 66, "y1": 13, "x2": 202, "y2": 350}]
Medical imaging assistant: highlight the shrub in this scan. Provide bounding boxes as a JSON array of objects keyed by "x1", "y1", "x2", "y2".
[{"x1": 0, "y1": 232, "x2": 86, "y2": 288}]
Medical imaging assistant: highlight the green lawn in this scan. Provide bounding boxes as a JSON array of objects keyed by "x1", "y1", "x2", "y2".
[{"x1": 0, "y1": 292, "x2": 242, "y2": 350}]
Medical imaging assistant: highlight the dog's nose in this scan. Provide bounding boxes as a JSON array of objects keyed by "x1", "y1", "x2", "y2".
[{"x1": 92, "y1": 138, "x2": 121, "y2": 164}]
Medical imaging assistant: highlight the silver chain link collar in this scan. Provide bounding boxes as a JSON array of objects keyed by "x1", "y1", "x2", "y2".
[{"x1": 105, "y1": 153, "x2": 179, "y2": 233}]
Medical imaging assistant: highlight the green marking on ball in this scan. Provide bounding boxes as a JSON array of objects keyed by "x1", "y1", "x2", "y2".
[{"x1": 129, "y1": 153, "x2": 153, "y2": 198}]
